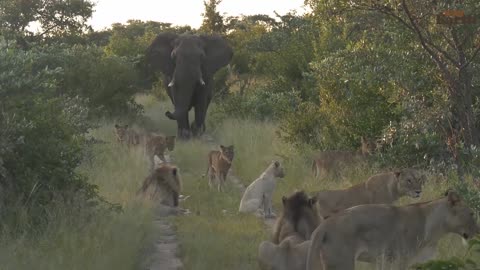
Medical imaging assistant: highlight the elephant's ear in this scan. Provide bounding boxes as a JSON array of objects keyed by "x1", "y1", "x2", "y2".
[
  {"x1": 201, "y1": 34, "x2": 233, "y2": 74},
  {"x1": 145, "y1": 33, "x2": 178, "y2": 76}
]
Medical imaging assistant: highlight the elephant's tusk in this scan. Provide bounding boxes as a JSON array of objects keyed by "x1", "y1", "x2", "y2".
[
  {"x1": 199, "y1": 78, "x2": 205, "y2": 86},
  {"x1": 168, "y1": 80, "x2": 175, "y2": 87}
]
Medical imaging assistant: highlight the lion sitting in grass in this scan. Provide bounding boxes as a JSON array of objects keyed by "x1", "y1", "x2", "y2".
[
  {"x1": 239, "y1": 161, "x2": 285, "y2": 218},
  {"x1": 258, "y1": 190, "x2": 321, "y2": 270}
]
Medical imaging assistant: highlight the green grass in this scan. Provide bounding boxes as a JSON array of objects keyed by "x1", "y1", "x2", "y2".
[
  {"x1": 0, "y1": 95, "x2": 474, "y2": 270},
  {"x1": 0, "y1": 120, "x2": 156, "y2": 270},
  {"x1": 138, "y1": 98, "x2": 473, "y2": 270}
]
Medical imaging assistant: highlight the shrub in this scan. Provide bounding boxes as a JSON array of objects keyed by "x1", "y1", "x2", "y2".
[{"x1": 0, "y1": 47, "x2": 102, "y2": 231}]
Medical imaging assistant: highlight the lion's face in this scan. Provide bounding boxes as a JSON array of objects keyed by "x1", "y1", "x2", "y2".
[
  {"x1": 272, "y1": 161, "x2": 285, "y2": 178},
  {"x1": 166, "y1": 136, "x2": 176, "y2": 151},
  {"x1": 220, "y1": 145, "x2": 234, "y2": 162},
  {"x1": 114, "y1": 124, "x2": 128, "y2": 141},
  {"x1": 396, "y1": 169, "x2": 425, "y2": 199},
  {"x1": 444, "y1": 190, "x2": 480, "y2": 240}
]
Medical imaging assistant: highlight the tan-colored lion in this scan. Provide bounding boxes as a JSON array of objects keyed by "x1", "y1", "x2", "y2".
[
  {"x1": 203, "y1": 145, "x2": 234, "y2": 192},
  {"x1": 311, "y1": 136, "x2": 376, "y2": 179},
  {"x1": 306, "y1": 190, "x2": 480, "y2": 270},
  {"x1": 137, "y1": 158, "x2": 182, "y2": 207},
  {"x1": 145, "y1": 134, "x2": 176, "y2": 170},
  {"x1": 258, "y1": 191, "x2": 321, "y2": 270},
  {"x1": 114, "y1": 124, "x2": 141, "y2": 146},
  {"x1": 314, "y1": 168, "x2": 425, "y2": 218},
  {"x1": 239, "y1": 160, "x2": 285, "y2": 218}
]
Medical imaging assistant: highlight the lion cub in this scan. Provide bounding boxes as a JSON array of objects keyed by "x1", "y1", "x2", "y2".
[
  {"x1": 145, "y1": 134, "x2": 176, "y2": 170},
  {"x1": 311, "y1": 136, "x2": 376, "y2": 179},
  {"x1": 137, "y1": 157, "x2": 182, "y2": 207},
  {"x1": 258, "y1": 191, "x2": 321, "y2": 270},
  {"x1": 114, "y1": 124, "x2": 141, "y2": 146},
  {"x1": 239, "y1": 161, "x2": 285, "y2": 218},
  {"x1": 203, "y1": 145, "x2": 234, "y2": 192},
  {"x1": 314, "y1": 168, "x2": 426, "y2": 218}
]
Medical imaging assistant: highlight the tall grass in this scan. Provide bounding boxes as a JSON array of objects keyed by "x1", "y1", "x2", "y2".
[{"x1": 0, "y1": 119, "x2": 155, "y2": 270}]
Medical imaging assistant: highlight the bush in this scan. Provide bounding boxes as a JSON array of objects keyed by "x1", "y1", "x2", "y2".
[{"x1": 0, "y1": 47, "x2": 102, "y2": 231}]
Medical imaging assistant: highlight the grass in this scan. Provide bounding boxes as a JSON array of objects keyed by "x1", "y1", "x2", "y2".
[
  {"x1": 0, "y1": 95, "x2": 475, "y2": 270},
  {"x1": 141, "y1": 97, "x2": 474, "y2": 269},
  {"x1": 0, "y1": 119, "x2": 156, "y2": 270}
]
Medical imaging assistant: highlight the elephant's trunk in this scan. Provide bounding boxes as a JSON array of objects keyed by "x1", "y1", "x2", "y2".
[{"x1": 165, "y1": 110, "x2": 177, "y2": 120}]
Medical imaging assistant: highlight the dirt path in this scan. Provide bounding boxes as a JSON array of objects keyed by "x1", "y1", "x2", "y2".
[{"x1": 142, "y1": 205, "x2": 184, "y2": 270}]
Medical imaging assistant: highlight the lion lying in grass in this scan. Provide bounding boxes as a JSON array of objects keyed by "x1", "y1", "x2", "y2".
[{"x1": 306, "y1": 190, "x2": 480, "y2": 270}]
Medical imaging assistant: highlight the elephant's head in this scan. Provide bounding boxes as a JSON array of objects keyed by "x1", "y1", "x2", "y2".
[{"x1": 144, "y1": 33, "x2": 233, "y2": 138}]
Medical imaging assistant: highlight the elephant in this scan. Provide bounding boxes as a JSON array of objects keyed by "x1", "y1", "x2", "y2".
[{"x1": 143, "y1": 33, "x2": 233, "y2": 139}]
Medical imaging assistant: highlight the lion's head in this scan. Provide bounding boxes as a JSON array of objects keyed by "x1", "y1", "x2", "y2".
[
  {"x1": 271, "y1": 160, "x2": 285, "y2": 178},
  {"x1": 395, "y1": 169, "x2": 426, "y2": 199},
  {"x1": 443, "y1": 189, "x2": 479, "y2": 240},
  {"x1": 220, "y1": 145, "x2": 234, "y2": 162},
  {"x1": 114, "y1": 124, "x2": 128, "y2": 141}
]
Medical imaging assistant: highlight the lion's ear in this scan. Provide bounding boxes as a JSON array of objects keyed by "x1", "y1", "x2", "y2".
[
  {"x1": 282, "y1": 196, "x2": 287, "y2": 206},
  {"x1": 220, "y1": 145, "x2": 226, "y2": 151},
  {"x1": 394, "y1": 170, "x2": 401, "y2": 178},
  {"x1": 446, "y1": 189, "x2": 461, "y2": 206},
  {"x1": 274, "y1": 161, "x2": 280, "y2": 168},
  {"x1": 114, "y1": 124, "x2": 119, "y2": 128}
]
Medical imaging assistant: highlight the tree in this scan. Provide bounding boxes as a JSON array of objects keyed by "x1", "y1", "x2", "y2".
[
  {"x1": 200, "y1": 0, "x2": 225, "y2": 34},
  {"x1": 305, "y1": 0, "x2": 480, "y2": 174},
  {"x1": 0, "y1": 0, "x2": 94, "y2": 47}
]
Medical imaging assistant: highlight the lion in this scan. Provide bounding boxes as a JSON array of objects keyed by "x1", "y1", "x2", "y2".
[
  {"x1": 145, "y1": 134, "x2": 176, "y2": 170},
  {"x1": 137, "y1": 157, "x2": 182, "y2": 207},
  {"x1": 314, "y1": 168, "x2": 425, "y2": 218},
  {"x1": 114, "y1": 124, "x2": 141, "y2": 146},
  {"x1": 258, "y1": 190, "x2": 321, "y2": 270},
  {"x1": 306, "y1": 190, "x2": 480, "y2": 270},
  {"x1": 203, "y1": 145, "x2": 234, "y2": 192},
  {"x1": 239, "y1": 160, "x2": 285, "y2": 218},
  {"x1": 311, "y1": 136, "x2": 376, "y2": 179}
]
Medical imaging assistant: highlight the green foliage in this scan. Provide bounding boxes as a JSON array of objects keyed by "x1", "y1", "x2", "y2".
[
  {"x1": 104, "y1": 20, "x2": 192, "y2": 58},
  {"x1": 0, "y1": 47, "x2": 101, "y2": 230},
  {"x1": 211, "y1": 87, "x2": 300, "y2": 122},
  {"x1": 0, "y1": 0, "x2": 94, "y2": 46},
  {"x1": 200, "y1": 0, "x2": 225, "y2": 34},
  {"x1": 414, "y1": 236, "x2": 480, "y2": 270}
]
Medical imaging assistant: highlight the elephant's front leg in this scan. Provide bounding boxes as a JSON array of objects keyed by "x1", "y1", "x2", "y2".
[
  {"x1": 176, "y1": 112, "x2": 191, "y2": 139},
  {"x1": 191, "y1": 88, "x2": 210, "y2": 137}
]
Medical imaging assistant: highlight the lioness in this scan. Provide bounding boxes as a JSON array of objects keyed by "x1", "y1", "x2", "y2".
[
  {"x1": 306, "y1": 190, "x2": 480, "y2": 270},
  {"x1": 203, "y1": 145, "x2": 234, "y2": 192},
  {"x1": 145, "y1": 134, "x2": 176, "y2": 170},
  {"x1": 239, "y1": 160, "x2": 285, "y2": 218},
  {"x1": 137, "y1": 158, "x2": 182, "y2": 207},
  {"x1": 114, "y1": 124, "x2": 141, "y2": 146},
  {"x1": 314, "y1": 168, "x2": 425, "y2": 218},
  {"x1": 311, "y1": 136, "x2": 375, "y2": 179},
  {"x1": 258, "y1": 190, "x2": 321, "y2": 270}
]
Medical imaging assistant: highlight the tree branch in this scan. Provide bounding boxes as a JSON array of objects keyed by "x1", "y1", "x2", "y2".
[{"x1": 401, "y1": 0, "x2": 457, "y2": 88}]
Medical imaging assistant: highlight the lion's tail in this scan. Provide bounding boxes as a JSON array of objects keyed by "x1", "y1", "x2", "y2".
[
  {"x1": 312, "y1": 160, "x2": 318, "y2": 179},
  {"x1": 202, "y1": 154, "x2": 211, "y2": 178},
  {"x1": 306, "y1": 227, "x2": 327, "y2": 270}
]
